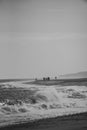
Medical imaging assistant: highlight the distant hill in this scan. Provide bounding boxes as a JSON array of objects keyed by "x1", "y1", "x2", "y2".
[{"x1": 59, "y1": 71, "x2": 87, "y2": 79}]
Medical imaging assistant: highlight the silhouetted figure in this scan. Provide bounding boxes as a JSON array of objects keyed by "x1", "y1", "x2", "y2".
[
  {"x1": 47, "y1": 77, "x2": 50, "y2": 81},
  {"x1": 43, "y1": 77, "x2": 50, "y2": 81},
  {"x1": 43, "y1": 77, "x2": 46, "y2": 81},
  {"x1": 55, "y1": 77, "x2": 57, "y2": 80},
  {"x1": 35, "y1": 78, "x2": 37, "y2": 81}
]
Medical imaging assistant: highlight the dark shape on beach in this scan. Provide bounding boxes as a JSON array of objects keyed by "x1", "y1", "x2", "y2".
[
  {"x1": 35, "y1": 78, "x2": 38, "y2": 81},
  {"x1": 43, "y1": 77, "x2": 50, "y2": 81},
  {"x1": 55, "y1": 77, "x2": 57, "y2": 80}
]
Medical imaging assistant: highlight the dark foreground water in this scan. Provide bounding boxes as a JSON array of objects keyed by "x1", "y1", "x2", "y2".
[{"x1": 0, "y1": 112, "x2": 87, "y2": 130}]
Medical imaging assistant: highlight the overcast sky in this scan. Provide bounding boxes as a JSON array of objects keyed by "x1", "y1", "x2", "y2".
[{"x1": 0, "y1": 0, "x2": 87, "y2": 79}]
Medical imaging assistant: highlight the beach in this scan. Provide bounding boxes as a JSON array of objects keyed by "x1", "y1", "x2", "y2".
[{"x1": 0, "y1": 112, "x2": 87, "y2": 130}]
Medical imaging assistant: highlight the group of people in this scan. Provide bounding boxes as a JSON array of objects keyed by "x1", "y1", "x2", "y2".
[{"x1": 43, "y1": 77, "x2": 50, "y2": 81}]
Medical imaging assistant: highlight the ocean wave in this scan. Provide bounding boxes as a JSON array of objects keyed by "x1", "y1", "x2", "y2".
[{"x1": 0, "y1": 82, "x2": 87, "y2": 127}]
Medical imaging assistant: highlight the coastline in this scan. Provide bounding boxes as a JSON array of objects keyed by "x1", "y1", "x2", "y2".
[{"x1": 0, "y1": 112, "x2": 87, "y2": 130}]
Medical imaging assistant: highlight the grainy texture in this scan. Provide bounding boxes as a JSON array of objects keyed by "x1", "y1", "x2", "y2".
[{"x1": 0, "y1": 112, "x2": 87, "y2": 130}]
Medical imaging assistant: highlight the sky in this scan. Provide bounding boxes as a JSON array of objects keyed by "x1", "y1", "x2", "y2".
[{"x1": 0, "y1": 0, "x2": 87, "y2": 79}]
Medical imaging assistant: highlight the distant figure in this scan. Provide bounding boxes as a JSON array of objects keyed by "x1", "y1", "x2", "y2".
[
  {"x1": 43, "y1": 77, "x2": 46, "y2": 81},
  {"x1": 35, "y1": 78, "x2": 37, "y2": 81},
  {"x1": 47, "y1": 77, "x2": 50, "y2": 81},
  {"x1": 55, "y1": 77, "x2": 57, "y2": 80},
  {"x1": 43, "y1": 77, "x2": 50, "y2": 81}
]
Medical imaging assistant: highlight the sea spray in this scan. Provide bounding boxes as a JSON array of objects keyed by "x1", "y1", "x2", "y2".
[{"x1": 0, "y1": 82, "x2": 87, "y2": 127}]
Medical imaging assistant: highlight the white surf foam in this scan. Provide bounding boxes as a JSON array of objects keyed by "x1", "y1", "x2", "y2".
[{"x1": 0, "y1": 82, "x2": 87, "y2": 127}]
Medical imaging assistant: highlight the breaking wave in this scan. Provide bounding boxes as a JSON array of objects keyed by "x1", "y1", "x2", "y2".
[{"x1": 0, "y1": 82, "x2": 87, "y2": 127}]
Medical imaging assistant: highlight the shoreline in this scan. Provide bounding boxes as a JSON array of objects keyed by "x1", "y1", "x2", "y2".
[{"x1": 0, "y1": 112, "x2": 87, "y2": 130}]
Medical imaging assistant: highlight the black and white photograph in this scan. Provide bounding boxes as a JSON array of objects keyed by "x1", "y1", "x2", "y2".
[{"x1": 0, "y1": 0, "x2": 87, "y2": 130}]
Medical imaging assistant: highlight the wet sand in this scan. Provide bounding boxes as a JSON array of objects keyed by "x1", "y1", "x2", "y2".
[{"x1": 0, "y1": 112, "x2": 87, "y2": 130}]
